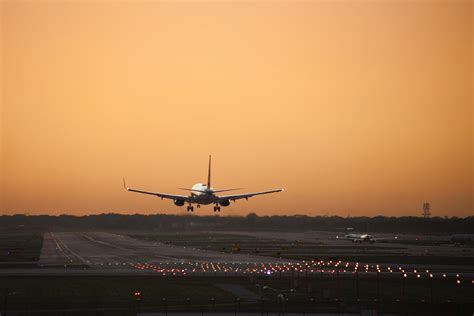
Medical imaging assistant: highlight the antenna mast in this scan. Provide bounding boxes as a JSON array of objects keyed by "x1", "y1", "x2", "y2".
[{"x1": 422, "y1": 202, "x2": 431, "y2": 219}]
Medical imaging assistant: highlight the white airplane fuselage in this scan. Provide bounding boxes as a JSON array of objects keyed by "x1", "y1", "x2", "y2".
[
  {"x1": 189, "y1": 183, "x2": 216, "y2": 205},
  {"x1": 345, "y1": 234, "x2": 374, "y2": 243}
]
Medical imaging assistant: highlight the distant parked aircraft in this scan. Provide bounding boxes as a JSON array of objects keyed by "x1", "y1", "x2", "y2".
[
  {"x1": 337, "y1": 233, "x2": 395, "y2": 244},
  {"x1": 123, "y1": 155, "x2": 284, "y2": 212}
]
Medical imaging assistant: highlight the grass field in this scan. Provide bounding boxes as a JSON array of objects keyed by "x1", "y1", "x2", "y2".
[
  {"x1": 0, "y1": 276, "x2": 235, "y2": 315},
  {"x1": 0, "y1": 233, "x2": 43, "y2": 263},
  {"x1": 0, "y1": 275, "x2": 472, "y2": 315}
]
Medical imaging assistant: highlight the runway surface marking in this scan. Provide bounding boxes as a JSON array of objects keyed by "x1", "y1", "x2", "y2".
[{"x1": 39, "y1": 232, "x2": 290, "y2": 270}]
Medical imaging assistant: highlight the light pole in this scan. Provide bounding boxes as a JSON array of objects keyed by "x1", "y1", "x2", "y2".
[
  {"x1": 234, "y1": 297, "x2": 241, "y2": 315},
  {"x1": 429, "y1": 273, "x2": 433, "y2": 305},
  {"x1": 209, "y1": 297, "x2": 216, "y2": 312},
  {"x1": 336, "y1": 268, "x2": 340, "y2": 301},
  {"x1": 3, "y1": 289, "x2": 17, "y2": 316},
  {"x1": 320, "y1": 267, "x2": 324, "y2": 299},
  {"x1": 133, "y1": 290, "x2": 142, "y2": 313},
  {"x1": 354, "y1": 271, "x2": 359, "y2": 302},
  {"x1": 402, "y1": 273, "x2": 407, "y2": 300},
  {"x1": 262, "y1": 286, "x2": 295, "y2": 316},
  {"x1": 185, "y1": 297, "x2": 191, "y2": 311},
  {"x1": 255, "y1": 284, "x2": 264, "y2": 316},
  {"x1": 376, "y1": 270, "x2": 380, "y2": 301},
  {"x1": 162, "y1": 298, "x2": 168, "y2": 316}
]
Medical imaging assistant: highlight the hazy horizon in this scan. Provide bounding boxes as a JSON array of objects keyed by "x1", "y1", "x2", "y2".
[
  {"x1": 1, "y1": 212, "x2": 473, "y2": 219},
  {"x1": 1, "y1": 1, "x2": 472, "y2": 217}
]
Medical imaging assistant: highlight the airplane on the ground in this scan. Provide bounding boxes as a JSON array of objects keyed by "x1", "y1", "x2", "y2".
[
  {"x1": 336, "y1": 233, "x2": 396, "y2": 243},
  {"x1": 123, "y1": 155, "x2": 284, "y2": 212}
]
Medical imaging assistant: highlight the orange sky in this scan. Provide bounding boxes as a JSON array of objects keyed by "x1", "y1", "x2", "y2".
[{"x1": 1, "y1": 1, "x2": 472, "y2": 217}]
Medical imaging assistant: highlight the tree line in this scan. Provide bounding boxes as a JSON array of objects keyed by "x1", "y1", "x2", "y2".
[{"x1": 0, "y1": 213, "x2": 472, "y2": 234}]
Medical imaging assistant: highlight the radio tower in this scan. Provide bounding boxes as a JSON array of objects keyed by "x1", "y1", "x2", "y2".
[{"x1": 422, "y1": 202, "x2": 431, "y2": 219}]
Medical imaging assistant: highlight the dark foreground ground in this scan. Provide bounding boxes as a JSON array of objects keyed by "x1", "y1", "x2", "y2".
[{"x1": 1, "y1": 275, "x2": 473, "y2": 316}]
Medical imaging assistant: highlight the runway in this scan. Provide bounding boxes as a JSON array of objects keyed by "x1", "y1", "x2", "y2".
[{"x1": 37, "y1": 231, "x2": 290, "y2": 272}]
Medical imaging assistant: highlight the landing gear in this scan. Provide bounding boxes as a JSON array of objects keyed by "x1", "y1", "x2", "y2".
[
  {"x1": 213, "y1": 205, "x2": 221, "y2": 212},
  {"x1": 187, "y1": 204, "x2": 194, "y2": 212}
]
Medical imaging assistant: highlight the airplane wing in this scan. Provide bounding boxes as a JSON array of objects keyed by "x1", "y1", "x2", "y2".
[
  {"x1": 218, "y1": 189, "x2": 284, "y2": 202},
  {"x1": 123, "y1": 178, "x2": 189, "y2": 201},
  {"x1": 339, "y1": 237, "x2": 361, "y2": 241}
]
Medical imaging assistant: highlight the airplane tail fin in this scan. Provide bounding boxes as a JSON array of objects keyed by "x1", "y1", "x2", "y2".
[{"x1": 207, "y1": 155, "x2": 211, "y2": 189}]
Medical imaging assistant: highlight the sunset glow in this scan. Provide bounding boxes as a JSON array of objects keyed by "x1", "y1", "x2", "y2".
[{"x1": 1, "y1": 1, "x2": 472, "y2": 216}]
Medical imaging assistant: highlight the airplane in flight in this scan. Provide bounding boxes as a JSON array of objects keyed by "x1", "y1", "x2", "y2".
[
  {"x1": 123, "y1": 156, "x2": 284, "y2": 212},
  {"x1": 336, "y1": 233, "x2": 396, "y2": 243}
]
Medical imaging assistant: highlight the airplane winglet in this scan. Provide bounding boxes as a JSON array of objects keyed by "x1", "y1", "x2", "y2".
[{"x1": 123, "y1": 177, "x2": 128, "y2": 191}]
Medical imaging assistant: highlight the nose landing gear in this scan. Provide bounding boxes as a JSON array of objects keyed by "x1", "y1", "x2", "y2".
[
  {"x1": 213, "y1": 205, "x2": 221, "y2": 212},
  {"x1": 187, "y1": 204, "x2": 194, "y2": 212}
]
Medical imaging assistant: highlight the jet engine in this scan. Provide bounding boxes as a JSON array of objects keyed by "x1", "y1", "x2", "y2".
[
  {"x1": 174, "y1": 199, "x2": 185, "y2": 206},
  {"x1": 219, "y1": 200, "x2": 230, "y2": 207}
]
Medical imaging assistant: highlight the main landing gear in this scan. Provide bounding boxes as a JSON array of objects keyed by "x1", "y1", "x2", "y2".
[
  {"x1": 187, "y1": 204, "x2": 201, "y2": 212},
  {"x1": 213, "y1": 205, "x2": 221, "y2": 212}
]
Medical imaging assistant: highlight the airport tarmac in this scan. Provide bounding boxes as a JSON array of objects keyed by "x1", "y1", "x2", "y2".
[{"x1": 0, "y1": 231, "x2": 472, "y2": 278}]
